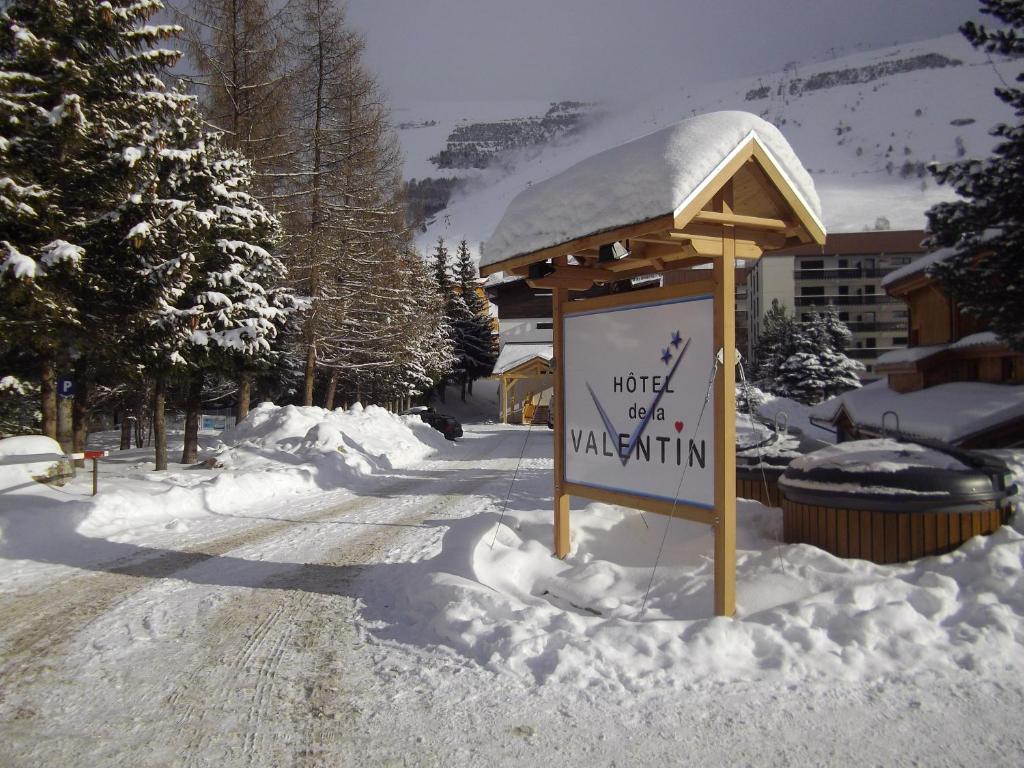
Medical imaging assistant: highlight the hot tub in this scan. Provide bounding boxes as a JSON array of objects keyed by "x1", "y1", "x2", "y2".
[{"x1": 778, "y1": 439, "x2": 1011, "y2": 564}]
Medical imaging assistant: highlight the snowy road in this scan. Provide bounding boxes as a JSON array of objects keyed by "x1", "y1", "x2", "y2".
[{"x1": 2, "y1": 422, "x2": 1024, "y2": 766}]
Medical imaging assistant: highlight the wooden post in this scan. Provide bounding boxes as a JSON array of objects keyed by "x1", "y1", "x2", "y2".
[
  {"x1": 92, "y1": 457, "x2": 98, "y2": 496},
  {"x1": 552, "y1": 283, "x2": 570, "y2": 558},
  {"x1": 500, "y1": 377, "x2": 508, "y2": 423},
  {"x1": 712, "y1": 190, "x2": 738, "y2": 617}
]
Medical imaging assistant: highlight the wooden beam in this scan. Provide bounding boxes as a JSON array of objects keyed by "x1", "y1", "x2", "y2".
[
  {"x1": 672, "y1": 233, "x2": 763, "y2": 259},
  {"x1": 750, "y1": 141, "x2": 826, "y2": 245},
  {"x1": 692, "y1": 210, "x2": 789, "y2": 231},
  {"x1": 673, "y1": 141, "x2": 755, "y2": 230},
  {"x1": 561, "y1": 482, "x2": 716, "y2": 525},
  {"x1": 478, "y1": 214, "x2": 675, "y2": 277},
  {"x1": 528, "y1": 275, "x2": 594, "y2": 292},
  {"x1": 678, "y1": 223, "x2": 788, "y2": 250},
  {"x1": 552, "y1": 281, "x2": 570, "y2": 558},
  {"x1": 713, "y1": 185, "x2": 737, "y2": 618}
]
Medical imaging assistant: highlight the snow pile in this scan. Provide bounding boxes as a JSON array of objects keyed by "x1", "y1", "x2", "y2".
[
  {"x1": 481, "y1": 111, "x2": 821, "y2": 269},
  {"x1": 368, "y1": 498, "x2": 1024, "y2": 691},
  {"x1": 77, "y1": 403, "x2": 448, "y2": 539},
  {"x1": 0, "y1": 435, "x2": 68, "y2": 490},
  {"x1": 218, "y1": 402, "x2": 446, "y2": 472}
]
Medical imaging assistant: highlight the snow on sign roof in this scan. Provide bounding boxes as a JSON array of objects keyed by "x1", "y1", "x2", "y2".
[
  {"x1": 480, "y1": 111, "x2": 823, "y2": 271},
  {"x1": 492, "y1": 343, "x2": 554, "y2": 375},
  {"x1": 810, "y1": 381, "x2": 1024, "y2": 444}
]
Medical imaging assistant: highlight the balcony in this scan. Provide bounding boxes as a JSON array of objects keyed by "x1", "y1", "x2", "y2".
[
  {"x1": 846, "y1": 347, "x2": 899, "y2": 360},
  {"x1": 794, "y1": 294, "x2": 898, "y2": 307},
  {"x1": 795, "y1": 267, "x2": 891, "y2": 280},
  {"x1": 845, "y1": 320, "x2": 906, "y2": 332}
]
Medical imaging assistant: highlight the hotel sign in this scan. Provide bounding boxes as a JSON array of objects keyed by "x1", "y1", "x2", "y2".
[{"x1": 563, "y1": 293, "x2": 716, "y2": 508}]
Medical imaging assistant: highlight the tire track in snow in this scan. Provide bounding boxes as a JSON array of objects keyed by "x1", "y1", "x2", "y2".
[{"x1": 164, "y1": 452, "x2": 513, "y2": 766}]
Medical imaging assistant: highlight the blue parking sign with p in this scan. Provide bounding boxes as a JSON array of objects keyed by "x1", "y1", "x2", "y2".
[{"x1": 58, "y1": 378, "x2": 75, "y2": 397}]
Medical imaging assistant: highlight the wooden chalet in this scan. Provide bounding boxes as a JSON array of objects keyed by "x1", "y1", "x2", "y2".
[{"x1": 811, "y1": 247, "x2": 1024, "y2": 447}]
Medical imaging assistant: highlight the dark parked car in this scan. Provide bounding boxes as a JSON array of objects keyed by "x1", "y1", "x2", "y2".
[{"x1": 403, "y1": 406, "x2": 463, "y2": 440}]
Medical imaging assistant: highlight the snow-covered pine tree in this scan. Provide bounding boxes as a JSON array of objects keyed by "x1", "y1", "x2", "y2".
[
  {"x1": 818, "y1": 306, "x2": 853, "y2": 352},
  {"x1": 752, "y1": 299, "x2": 797, "y2": 392},
  {"x1": 0, "y1": 0, "x2": 185, "y2": 439},
  {"x1": 806, "y1": 311, "x2": 864, "y2": 400},
  {"x1": 775, "y1": 321, "x2": 830, "y2": 405},
  {"x1": 926, "y1": 0, "x2": 1024, "y2": 350},
  {"x1": 431, "y1": 236, "x2": 460, "y2": 400},
  {"x1": 150, "y1": 102, "x2": 294, "y2": 464},
  {"x1": 452, "y1": 239, "x2": 497, "y2": 399}
]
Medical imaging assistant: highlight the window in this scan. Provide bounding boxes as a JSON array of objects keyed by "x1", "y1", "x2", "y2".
[
  {"x1": 839, "y1": 312, "x2": 849, "y2": 321},
  {"x1": 838, "y1": 285, "x2": 849, "y2": 295},
  {"x1": 838, "y1": 259, "x2": 848, "y2": 268},
  {"x1": 892, "y1": 336, "x2": 907, "y2": 345},
  {"x1": 866, "y1": 337, "x2": 877, "y2": 348},
  {"x1": 801, "y1": 286, "x2": 825, "y2": 295},
  {"x1": 802, "y1": 259, "x2": 824, "y2": 270},
  {"x1": 536, "y1": 322, "x2": 552, "y2": 330}
]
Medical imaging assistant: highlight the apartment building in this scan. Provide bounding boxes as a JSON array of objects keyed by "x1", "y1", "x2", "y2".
[{"x1": 747, "y1": 230, "x2": 928, "y2": 378}]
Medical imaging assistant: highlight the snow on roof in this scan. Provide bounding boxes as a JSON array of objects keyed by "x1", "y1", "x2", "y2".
[
  {"x1": 492, "y1": 343, "x2": 554, "y2": 375},
  {"x1": 876, "y1": 332, "x2": 1004, "y2": 368},
  {"x1": 880, "y1": 247, "x2": 954, "y2": 288},
  {"x1": 481, "y1": 111, "x2": 822, "y2": 269},
  {"x1": 810, "y1": 381, "x2": 1024, "y2": 444},
  {"x1": 949, "y1": 331, "x2": 1001, "y2": 350},
  {"x1": 875, "y1": 345, "x2": 946, "y2": 367}
]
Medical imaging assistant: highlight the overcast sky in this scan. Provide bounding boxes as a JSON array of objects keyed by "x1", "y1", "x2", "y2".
[{"x1": 345, "y1": 0, "x2": 979, "y2": 103}]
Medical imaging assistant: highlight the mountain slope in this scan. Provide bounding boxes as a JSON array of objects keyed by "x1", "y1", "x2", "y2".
[{"x1": 398, "y1": 34, "x2": 1018, "y2": 265}]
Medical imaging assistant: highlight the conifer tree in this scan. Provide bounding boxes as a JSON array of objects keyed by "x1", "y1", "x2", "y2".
[
  {"x1": 775, "y1": 322, "x2": 829, "y2": 405},
  {"x1": 752, "y1": 300, "x2": 796, "y2": 387},
  {"x1": 926, "y1": 0, "x2": 1024, "y2": 350},
  {"x1": 0, "y1": 0, "x2": 187, "y2": 439},
  {"x1": 452, "y1": 239, "x2": 497, "y2": 399}
]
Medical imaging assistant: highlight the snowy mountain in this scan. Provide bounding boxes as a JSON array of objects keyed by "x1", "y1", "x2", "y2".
[{"x1": 397, "y1": 34, "x2": 1019, "y2": 264}]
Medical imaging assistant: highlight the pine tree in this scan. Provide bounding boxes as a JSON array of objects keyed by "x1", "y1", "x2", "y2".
[
  {"x1": 926, "y1": 0, "x2": 1024, "y2": 350},
  {"x1": 776, "y1": 322, "x2": 829, "y2": 405},
  {"x1": 753, "y1": 300, "x2": 796, "y2": 391},
  {"x1": 0, "y1": 0, "x2": 188, "y2": 440},
  {"x1": 767, "y1": 310, "x2": 862, "y2": 405},
  {"x1": 806, "y1": 312, "x2": 864, "y2": 399},
  {"x1": 452, "y1": 239, "x2": 497, "y2": 399},
  {"x1": 430, "y1": 237, "x2": 461, "y2": 401}
]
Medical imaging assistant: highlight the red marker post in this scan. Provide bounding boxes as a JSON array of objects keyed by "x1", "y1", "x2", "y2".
[{"x1": 69, "y1": 450, "x2": 108, "y2": 496}]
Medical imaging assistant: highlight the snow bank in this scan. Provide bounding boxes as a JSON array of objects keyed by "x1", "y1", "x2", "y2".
[
  {"x1": 218, "y1": 402, "x2": 445, "y2": 472},
  {"x1": 368, "y1": 495, "x2": 1024, "y2": 692},
  {"x1": 481, "y1": 111, "x2": 822, "y2": 269},
  {"x1": 77, "y1": 403, "x2": 448, "y2": 539},
  {"x1": 0, "y1": 435, "x2": 68, "y2": 490}
]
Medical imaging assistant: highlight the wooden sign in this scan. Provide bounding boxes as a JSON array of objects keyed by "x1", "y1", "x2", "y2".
[
  {"x1": 479, "y1": 113, "x2": 827, "y2": 618},
  {"x1": 563, "y1": 290, "x2": 716, "y2": 508}
]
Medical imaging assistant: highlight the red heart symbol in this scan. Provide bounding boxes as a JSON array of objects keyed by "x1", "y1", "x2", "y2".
[{"x1": 674, "y1": 421, "x2": 684, "y2": 433}]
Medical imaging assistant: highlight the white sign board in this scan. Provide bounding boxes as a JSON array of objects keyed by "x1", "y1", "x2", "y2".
[{"x1": 563, "y1": 293, "x2": 716, "y2": 508}]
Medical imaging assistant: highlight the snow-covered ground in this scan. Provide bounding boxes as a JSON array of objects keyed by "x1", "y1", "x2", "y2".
[{"x1": 2, "y1": 398, "x2": 1024, "y2": 765}]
